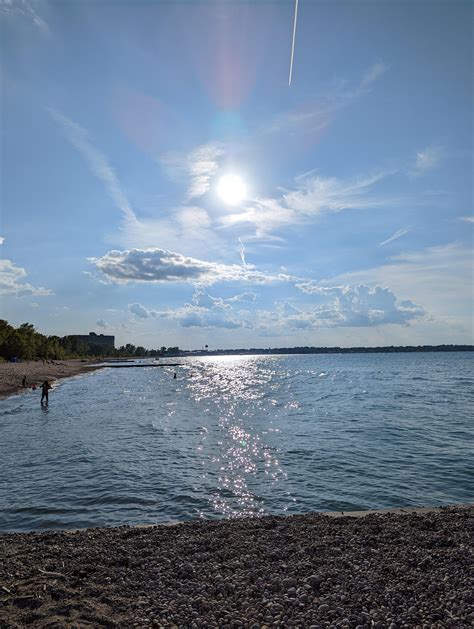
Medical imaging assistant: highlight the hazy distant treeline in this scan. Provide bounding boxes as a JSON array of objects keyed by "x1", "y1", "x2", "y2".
[
  {"x1": 196, "y1": 345, "x2": 474, "y2": 356},
  {"x1": 0, "y1": 320, "x2": 177, "y2": 360}
]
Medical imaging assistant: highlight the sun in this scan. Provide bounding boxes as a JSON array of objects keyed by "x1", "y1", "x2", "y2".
[{"x1": 216, "y1": 174, "x2": 247, "y2": 206}]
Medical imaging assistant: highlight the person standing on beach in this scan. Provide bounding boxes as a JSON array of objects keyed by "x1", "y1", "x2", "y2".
[
  {"x1": 40, "y1": 380, "x2": 52, "y2": 405},
  {"x1": 22, "y1": 375, "x2": 27, "y2": 387}
]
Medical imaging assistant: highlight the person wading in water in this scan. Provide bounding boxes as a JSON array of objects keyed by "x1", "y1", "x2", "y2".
[{"x1": 40, "y1": 381, "x2": 52, "y2": 405}]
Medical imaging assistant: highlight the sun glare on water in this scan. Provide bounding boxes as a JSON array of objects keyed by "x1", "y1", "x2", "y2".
[{"x1": 217, "y1": 174, "x2": 247, "y2": 205}]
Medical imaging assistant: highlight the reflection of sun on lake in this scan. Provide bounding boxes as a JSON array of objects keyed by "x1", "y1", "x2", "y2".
[{"x1": 216, "y1": 173, "x2": 247, "y2": 205}]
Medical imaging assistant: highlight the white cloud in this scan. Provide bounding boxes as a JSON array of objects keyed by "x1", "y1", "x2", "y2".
[
  {"x1": 0, "y1": 236, "x2": 5, "y2": 245},
  {"x1": 96, "y1": 319, "x2": 108, "y2": 329},
  {"x1": 283, "y1": 170, "x2": 395, "y2": 214},
  {"x1": 91, "y1": 248, "x2": 281, "y2": 286},
  {"x1": 0, "y1": 259, "x2": 52, "y2": 296},
  {"x1": 112, "y1": 205, "x2": 222, "y2": 260},
  {"x1": 264, "y1": 106, "x2": 332, "y2": 136},
  {"x1": 129, "y1": 300, "x2": 242, "y2": 329},
  {"x1": 459, "y1": 216, "x2": 474, "y2": 224},
  {"x1": 48, "y1": 108, "x2": 137, "y2": 223},
  {"x1": 221, "y1": 169, "x2": 398, "y2": 233},
  {"x1": 330, "y1": 243, "x2": 473, "y2": 323},
  {"x1": 379, "y1": 228, "x2": 410, "y2": 246},
  {"x1": 161, "y1": 143, "x2": 224, "y2": 201},
  {"x1": 411, "y1": 146, "x2": 443, "y2": 177},
  {"x1": 227, "y1": 291, "x2": 257, "y2": 303},
  {"x1": 129, "y1": 303, "x2": 158, "y2": 319},
  {"x1": 360, "y1": 61, "x2": 389, "y2": 90},
  {"x1": 238, "y1": 237, "x2": 247, "y2": 267},
  {"x1": 0, "y1": 0, "x2": 49, "y2": 33},
  {"x1": 160, "y1": 305, "x2": 242, "y2": 329},
  {"x1": 263, "y1": 61, "x2": 388, "y2": 136},
  {"x1": 192, "y1": 290, "x2": 230, "y2": 310},
  {"x1": 293, "y1": 283, "x2": 424, "y2": 327}
]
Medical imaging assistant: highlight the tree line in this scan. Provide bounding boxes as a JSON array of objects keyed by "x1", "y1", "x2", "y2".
[{"x1": 0, "y1": 320, "x2": 179, "y2": 360}]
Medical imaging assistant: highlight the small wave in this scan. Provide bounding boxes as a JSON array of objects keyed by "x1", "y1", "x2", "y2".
[{"x1": 0, "y1": 404, "x2": 25, "y2": 416}]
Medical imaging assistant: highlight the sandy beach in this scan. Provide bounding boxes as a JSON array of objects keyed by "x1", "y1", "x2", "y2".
[
  {"x1": 0, "y1": 359, "x2": 105, "y2": 400},
  {"x1": 0, "y1": 506, "x2": 471, "y2": 628}
]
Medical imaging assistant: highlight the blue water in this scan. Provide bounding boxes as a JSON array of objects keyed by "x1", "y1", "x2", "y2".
[{"x1": 0, "y1": 353, "x2": 472, "y2": 532}]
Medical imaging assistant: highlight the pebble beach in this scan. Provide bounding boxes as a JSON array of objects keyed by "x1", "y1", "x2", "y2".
[{"x1": 1, "y1": 506, "x2": 472, "y2": 628}]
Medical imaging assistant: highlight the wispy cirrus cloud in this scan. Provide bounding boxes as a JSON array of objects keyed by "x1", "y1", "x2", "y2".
[
  {"x1": 410, "y1": 145, "x2": 443, "y2": 177},
  {"x1": 91, "y1": 248, "x2": 283, "y2": 286},
  {"x1": 264, "y1": 61, "x2": 389, "y2": 136},
  {"x1": 359, "y1": 61, "x2": 389, "y2": 90},
  {"x1": 459, "y1": 216, "x2": 474, "y2": 224},
  {"x1": 221, "y1": 168, "x2": 398, "y2": 234},
  {"x1": 161, "y1": 143, "x2": 224, "y2": 201},
  {"x1": 48, "y1": 108, "x2": 137, "y2": 223},
  {"x1": 379, "y1": 228, "x2": 410, "y2": 247},
  {"x1": 0, "y1": 0, "x2": 49, "y2": 33}
]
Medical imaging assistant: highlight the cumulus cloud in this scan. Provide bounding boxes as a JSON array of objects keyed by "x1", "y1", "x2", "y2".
[
  {"x1": 293, "y1": 283, "x2": 424, "y2": 327},
  {"x1": 96, "y1": 319, "x2": 108, "y2": 329},
  {"x1": 192, "y1": 290, "x2": 230, "y2": 310},
  {"x1": 161, "y1": 305, "x2": 242, "y2": 329},
  {"x1": 0, "y1": 259, "x2": 52, "y2": 297},
  {"x1": 325, "y1": 243, "x2": 472, "y2": 326},
  {"x1": 0, "y1": 236, "x2": 5, "y2": 245},
  {"x1": 129, "y1": 303, "x2": 158, "y2": 319},
  {"x1": 129, "y1": 297, "x2": 244, "y2": 329},
  {"x1": 91, "y1": 248, "x2": 280, "y2": 286}
]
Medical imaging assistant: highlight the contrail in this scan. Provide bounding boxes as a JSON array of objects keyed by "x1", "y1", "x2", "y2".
[
  {"x1": 238, "y1": 237, "x2": 247, "y2": 267},
  {"x1": 289, "y1": 0, "x2": 299, "y2": 86}
]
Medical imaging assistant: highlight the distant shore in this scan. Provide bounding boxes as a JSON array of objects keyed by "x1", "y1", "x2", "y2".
[
  {"x1": 181, "y1": 344, "x2": 474, "y2": 357},
  {"x1": 0, "y1": 359, "x2": 105, "y2": 400},
  {"x1": 0, "y1": 505, "x2": 471, "y2": 627}
]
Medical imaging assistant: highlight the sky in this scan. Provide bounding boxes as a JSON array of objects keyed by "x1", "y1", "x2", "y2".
[{"x1": 1, "y1": 0, "x2": 472, "y2": 350}]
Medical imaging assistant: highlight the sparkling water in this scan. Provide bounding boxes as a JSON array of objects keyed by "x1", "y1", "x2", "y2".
[{"x1": 0, "y1": 353, "x2": 472, "y2": 532}]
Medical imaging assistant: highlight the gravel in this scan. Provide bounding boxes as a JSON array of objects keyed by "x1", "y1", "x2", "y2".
[{"x1": 0, "y1": 506, "x2": 472, "y2": 628}]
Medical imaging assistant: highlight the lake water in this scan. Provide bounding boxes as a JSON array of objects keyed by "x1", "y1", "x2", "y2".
[{"x1": 0, "y1": 353, "x2": 472, "y2": 532}]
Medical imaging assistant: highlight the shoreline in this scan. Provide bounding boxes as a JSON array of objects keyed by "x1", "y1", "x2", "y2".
[
  {"x1": 0, "y1": 506, "x2": 471, "y2": 627},
  {"x1": 0, "y1": 359, "x2": 106, "y2": 400}
]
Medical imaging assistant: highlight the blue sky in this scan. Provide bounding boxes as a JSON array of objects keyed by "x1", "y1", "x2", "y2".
[{"x1": 1, "y1": 0, "x2": 472, "y2": 349}]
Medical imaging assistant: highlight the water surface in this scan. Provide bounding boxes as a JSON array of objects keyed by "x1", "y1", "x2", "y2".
[{"x1": 0, "y1": 353, "x2": 472, "y2": 531}]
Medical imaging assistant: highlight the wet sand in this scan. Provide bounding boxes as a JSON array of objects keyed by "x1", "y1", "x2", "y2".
[
  {"x1": 0, "y1": 506, "x2": 471, "y2": 628},
  {"x1": 0, "y1": 359, "x2": 105, "y2": 400}
]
